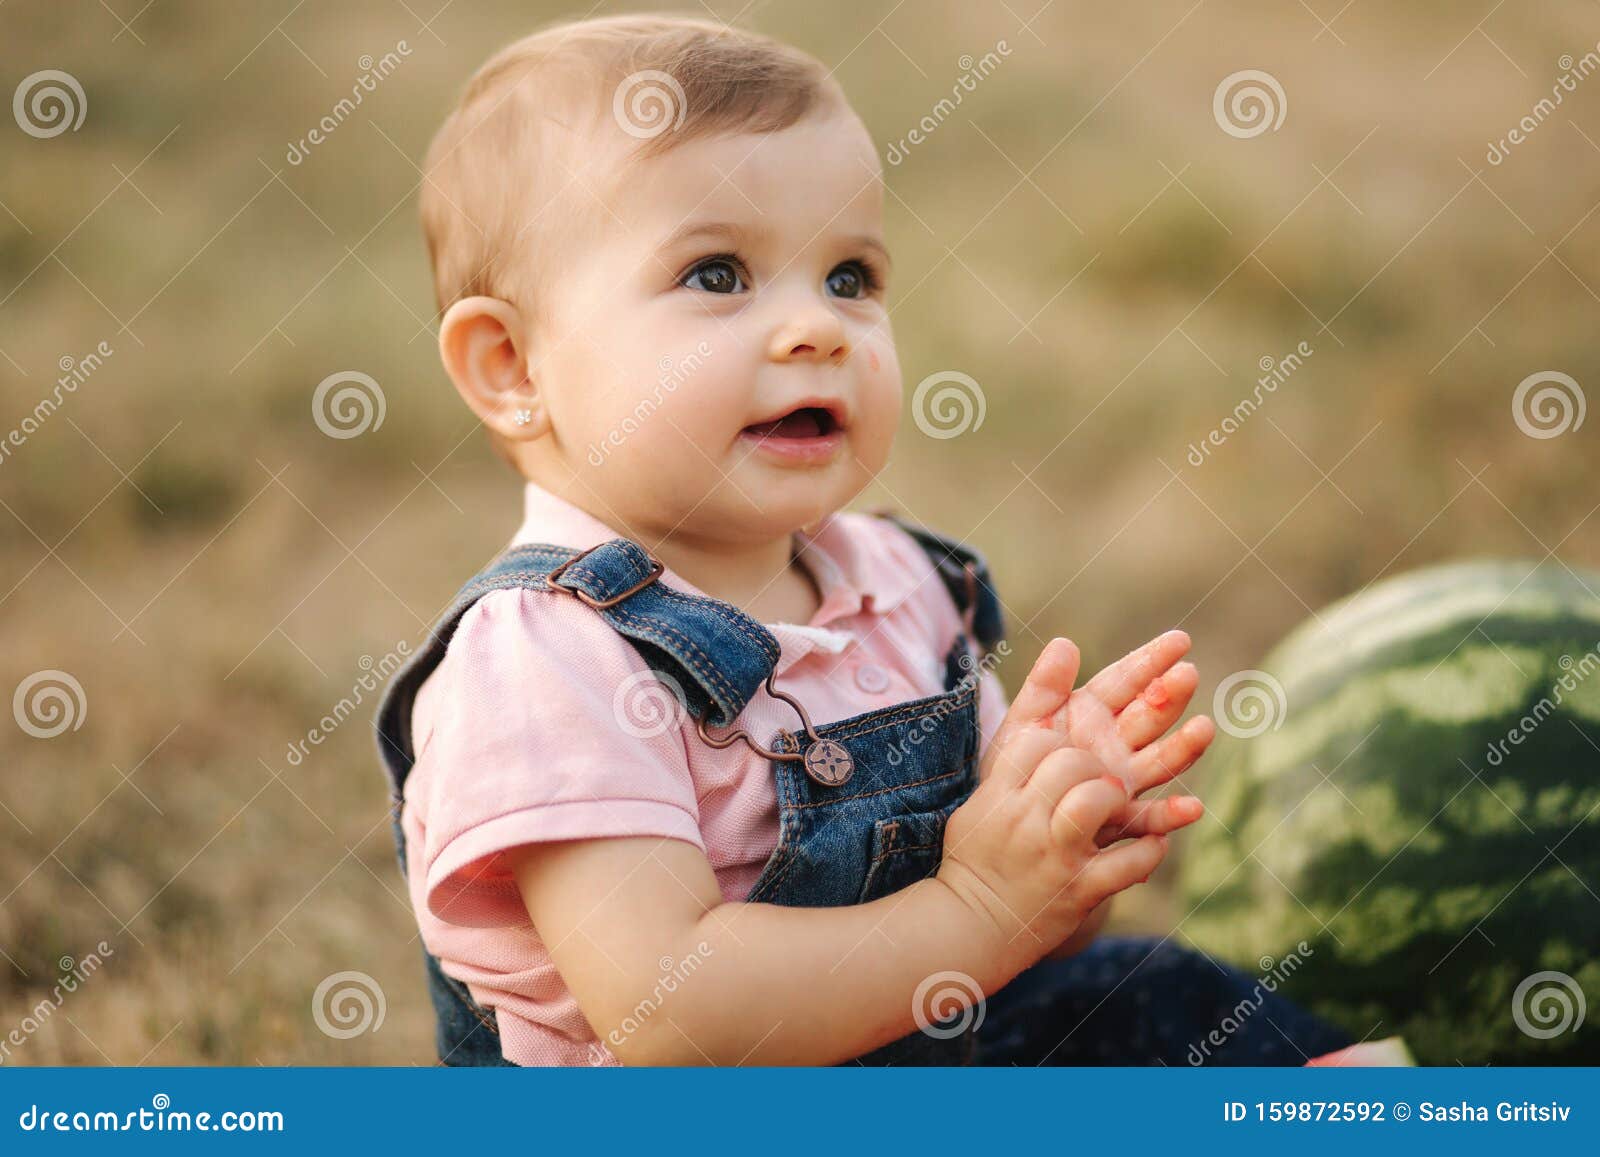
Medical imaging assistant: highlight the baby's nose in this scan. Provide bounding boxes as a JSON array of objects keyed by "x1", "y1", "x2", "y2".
[{"x1": 768, "y1": 313, "x2": 849, "y2": 363}]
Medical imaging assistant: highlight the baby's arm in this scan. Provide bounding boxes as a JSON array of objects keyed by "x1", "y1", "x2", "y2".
[
  {"x1": 507, "y1": 834, "x2": 1019, "y2": 1066},
  {"x1": 508, "y1": 633, "x2": 1205, "y2": 1065}
]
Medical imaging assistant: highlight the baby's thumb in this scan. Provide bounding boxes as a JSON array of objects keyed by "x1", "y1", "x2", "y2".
[
  {"x1": 1004, "y1": 638, "x2": 1080, "y2": 728},
  {"x1": 981, "y1": 639, "x2": 1081, "y2": 786}
]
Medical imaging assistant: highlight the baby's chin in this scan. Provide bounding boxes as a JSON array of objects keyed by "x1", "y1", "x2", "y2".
[
  {"x1": 749, "y1": 471, "x2": 876, "y2": 534},
  {"x1": 671, "y1": 478, "x2": 863, "y2": 544},
  {"x1": 584, "y1": 442, "x2": 879, "y2": 542}
]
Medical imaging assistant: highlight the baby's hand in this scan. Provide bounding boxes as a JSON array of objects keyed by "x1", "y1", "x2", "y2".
[
  {"x1": 980, "y1": 630, "x2": 1213, "y2": 844},
  {"x1": 939, "y1": 635, "x2": 1206, "y2": 980}
]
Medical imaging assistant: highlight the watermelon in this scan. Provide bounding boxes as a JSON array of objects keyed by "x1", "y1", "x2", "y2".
[
  {"x1": 1179, "y1": 559, "x2": 1600, "y2": 1065},
  {"x1": 1304, "y1": 1037, "x2": 1416, "y2": 1067}
]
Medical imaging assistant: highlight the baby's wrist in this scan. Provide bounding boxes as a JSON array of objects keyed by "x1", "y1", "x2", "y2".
[
  {"x1": 1045, "y1": 896, "x2": 1111, "y2": 959},
  {"x1": 926, "y1": 863, "x2": 1034, "y2": 990}
]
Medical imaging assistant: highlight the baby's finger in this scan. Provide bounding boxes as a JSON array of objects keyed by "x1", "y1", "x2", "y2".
[
  {"x1": 1052, "y1": 775, "x2": 1128, "y2": 844},
  {"x1": 1024, "y1": 747, "x2": 1109, "y2": 810},
  {"x1": 1083, "y1": 630, "x2": 1191, "y2": 714},
  {"x1": 1073, "y1": 834, "x2": 1168, "y2": 909},
  {"x1": 1128, "y1": 714, "x2": 1216, "y2": 795},
  {"x1": 983, "y1": 724, "x2": 1068, "y2": 788},
  {"x1": 1094, "y1": 795, "x2": 1204, "y2": 845},
  {"x1": 1002, "y1": 637, "x2": 1081, "y2": 728},
  {"x1": 1115, "y1": 662, "x2": 1197, "y2": 750},
  {"x1": 982, "y1": 639, "x2": 1081, "y2": 787}
]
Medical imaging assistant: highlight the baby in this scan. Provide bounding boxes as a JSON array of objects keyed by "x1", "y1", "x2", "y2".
[{"x1": 373, "y1": 14, "x2": 1352, "y2": 1067}]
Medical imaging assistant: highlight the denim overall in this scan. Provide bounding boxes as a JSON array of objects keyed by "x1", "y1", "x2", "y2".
[{"x1": 374, "y1": 514, "x2": 1355, "y2": 1067}]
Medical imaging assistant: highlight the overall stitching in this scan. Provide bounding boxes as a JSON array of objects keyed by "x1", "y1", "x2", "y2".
[
  {"x1": 553, "y1": 543, "x2": 784, "y2": 667},
  {"x1": 805, "y1": 679, "x2": 977, "y2": 743},
  {"x1": 605, "y1": 605, "x2": 746, "y2": 710},
  {"x1": 789, "y1": 765, "x2": 967, "y2": 811}
]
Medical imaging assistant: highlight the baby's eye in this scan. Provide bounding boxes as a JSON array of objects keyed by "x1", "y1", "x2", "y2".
[
  {"x1": 826, "y1": 261, "x2": 873, "y2": 300},
  {"x1": 682, "y1": 257, "x2": 745, "y2": 295}
]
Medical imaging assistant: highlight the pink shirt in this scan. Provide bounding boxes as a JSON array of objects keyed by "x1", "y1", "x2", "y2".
[{"x1": 402, "y1": 480, "x2": 1010, "y2": 1065}]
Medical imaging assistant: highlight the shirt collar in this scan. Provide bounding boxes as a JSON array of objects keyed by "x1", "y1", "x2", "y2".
[{"x1": 510, "y1": 478, "x2": 922, "y2": 630}]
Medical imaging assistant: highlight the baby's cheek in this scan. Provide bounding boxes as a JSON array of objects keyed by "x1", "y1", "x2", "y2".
[
  {"x1": 862, "y1": 349, "x2": 892, "y2": 422},
  {"x1": 851, "y1": 349, "x2": 903, "y2": 473},
  {"x1": 859, "y1": 341, "x2": 901, "y2": 403}
]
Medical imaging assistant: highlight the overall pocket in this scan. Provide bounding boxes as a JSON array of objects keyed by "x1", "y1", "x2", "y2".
[{"x1": 856, "y1": 796, "x2": 965, "y2": 904}]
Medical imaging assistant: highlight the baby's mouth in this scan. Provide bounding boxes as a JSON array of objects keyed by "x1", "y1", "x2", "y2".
[
  {"x1": 739, "y1": 406, "x2": 840, "y2": 440},
  {"x1": 738, "y1": 403, "x2": 847, "y2": 465}
]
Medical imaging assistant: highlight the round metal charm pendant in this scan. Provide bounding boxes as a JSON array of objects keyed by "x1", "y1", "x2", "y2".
[{"x1": 802, "y1": 738, "x2": 854, "y2": 787}]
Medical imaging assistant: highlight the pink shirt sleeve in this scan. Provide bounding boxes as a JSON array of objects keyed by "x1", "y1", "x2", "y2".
[{"x1": 407, "y1": 587, "x2": 704, "y2": 928}]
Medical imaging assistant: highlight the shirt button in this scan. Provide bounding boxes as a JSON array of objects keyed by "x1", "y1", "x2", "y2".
[{"x1": 854, "y1": 664, "x2": 890, "y2": 694}]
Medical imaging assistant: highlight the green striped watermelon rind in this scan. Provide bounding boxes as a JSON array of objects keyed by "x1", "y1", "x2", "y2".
[
  {"x1": 1254, "y1": 558, "x2": 1600, "y2": 710},
  {"x1": 1179, "y1": 557, "x2": 1600, "y2": 1065}
]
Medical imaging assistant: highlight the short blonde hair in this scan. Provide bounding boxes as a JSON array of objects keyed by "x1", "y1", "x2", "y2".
[{"x1": 420, "y1": 13, "x2": 849, "y2": 315}]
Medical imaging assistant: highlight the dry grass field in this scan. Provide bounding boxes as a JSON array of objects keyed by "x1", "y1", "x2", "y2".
[{"x1": 2, "y1": 0, "x2": 1597, "y2": 1063}]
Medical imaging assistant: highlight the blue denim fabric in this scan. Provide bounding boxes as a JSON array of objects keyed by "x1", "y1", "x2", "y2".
[
  {"x1": 971, "y1": 937, "x2": 1354, "y2": 1066},
  {"x1": 373, "y1": 515, "x2": 1352, "y2": 1067}
]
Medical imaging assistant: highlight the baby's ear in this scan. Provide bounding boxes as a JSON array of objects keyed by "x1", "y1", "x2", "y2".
[{"x1": 438, "y1": 296, "x2": 546, "y2": 439}]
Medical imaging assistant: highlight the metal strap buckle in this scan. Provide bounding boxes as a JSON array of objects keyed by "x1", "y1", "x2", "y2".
[
  {"x1": 696, "y1": 672, "x2": 855, "y2": 787},
  {"x1": 546, "y1": 542, "x2": 665, "y2": 610}
]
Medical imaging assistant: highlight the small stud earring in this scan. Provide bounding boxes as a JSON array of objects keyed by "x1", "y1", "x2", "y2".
[{"x1": 513, "y1": 408, "x2": 532, "y2": 426}]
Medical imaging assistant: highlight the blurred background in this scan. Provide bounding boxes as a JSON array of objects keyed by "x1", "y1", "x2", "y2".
[{"x1": 2, "y1": 0, "x2": 1597, "y2": 1064}]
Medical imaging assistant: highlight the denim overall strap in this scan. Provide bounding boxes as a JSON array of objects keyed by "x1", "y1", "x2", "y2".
[{"x1": 375, "y1": 538, "x2": 782, "y2": 800}]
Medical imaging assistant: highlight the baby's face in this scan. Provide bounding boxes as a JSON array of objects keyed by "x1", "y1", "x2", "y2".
[{"x1": 527, "y1": 109, "x2": 901, "y2": 544}]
